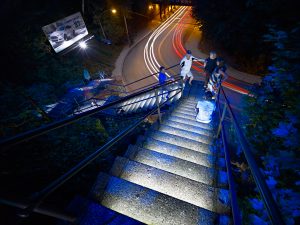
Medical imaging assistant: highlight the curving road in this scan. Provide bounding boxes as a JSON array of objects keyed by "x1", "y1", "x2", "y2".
[{"x1": 122, "y1": 6, "x2": 258, "y2": 109}]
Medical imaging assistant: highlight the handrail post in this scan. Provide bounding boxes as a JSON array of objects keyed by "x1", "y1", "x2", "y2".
[
  {"x1": 155, "y1": 88, "x2": 162, "y2": 123},
  {"x1": 180, "y1": 78, "x2": 184, "y2": 89},
  {"x1": 216, "y1": 103, "x2": 227, "y2": 138}
]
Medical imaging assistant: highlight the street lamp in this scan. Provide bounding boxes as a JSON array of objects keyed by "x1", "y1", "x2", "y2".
[
  {"x1": 112, "y1": 8, "x2": 152, "y2": 46},
  {"x1": 109, "y1": 9, "x2": 131, "y2": 46},
  {"x1": 123, "y1": 13, "x2": 131, "y2": 45},
  {"x1": 117, "y1": 9, "x2": 150, "y2": 46},
  {"x1": 79, "y1": 41, "x2": 87, "y2": 49}
]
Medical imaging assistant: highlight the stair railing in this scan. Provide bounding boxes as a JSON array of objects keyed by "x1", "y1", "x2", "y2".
[
  {"x1": 0, "y1": 78, "x2": 184, "y2": 223},
  {"x1": 216, "y1": 86, "x2": 284, "y2": 225},
  {"x1": 71, "y1": 74, "x2": 182, "y2": 116},
  {"x1": 106, "y1": 63, "x2": 180, "y2": 94}
]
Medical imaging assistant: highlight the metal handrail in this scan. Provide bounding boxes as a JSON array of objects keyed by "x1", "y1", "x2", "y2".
[
  {"x1": 109, "y1": 63, "x2": 180, "y2": 89},
  {"x1": 0, "y1": 86, "x2": 183, "y2": 222},
  {"x1": 216, "y1": 91, "x2": 241, "y2": 225},
  {"x1": 74, "y1": 86, "x2": 181, "y2": 115},
  {"x1": 128, "y1": 74, "x2": 182, "y2": 94},
  {"x1": 0, "y1": 198, "x2": 76, "y2": 222},
  {"x1": 0, "y1": 78, "x2": 182, "y2": 148},
  {"x1": 217, "y1": 86, "x2": 284, "y2": 225},
  {"x1": 72, "y1": 76, "x2": 181, "y2": 116}
]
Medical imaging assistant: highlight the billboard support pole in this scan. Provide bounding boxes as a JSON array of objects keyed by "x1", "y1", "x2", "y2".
[{"x1": 82, "y1": 0, "x2": 85, "y2": 15}]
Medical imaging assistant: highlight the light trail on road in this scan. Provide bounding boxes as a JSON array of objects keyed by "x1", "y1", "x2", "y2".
[
  {"x1": 143, "y1": 6, "x2": 251, "y2": 95},
  {"x1": 171, "y1": 8, "x2": 250, "y2": 95},
  {"x1": 143, "y1": 7, "x2": 188, "y2": 79}
]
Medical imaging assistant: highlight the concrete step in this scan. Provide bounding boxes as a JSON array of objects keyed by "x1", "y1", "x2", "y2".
[
  {"x1": 171, "y1": 111, "x2": 200, "y2": 122},
  {"x1": 168, "y1": 115, "x2": 214, "y2": 131},
  {"x1": 119, "y1": 96, "x2": 136, "y2": 108},
  {"x1": 173, "y1": 107, "x2": 197, "y2": 117},
  {"x1": 138, "y1": 93, "x2": 152, "y2": 110},
  {"x1": 125, "y1": 145, "x2": 228, "y2": 188},
  {"x1": 154, "y1": 124, "x2": 213, "y2": 145},
  {"x1": 177, "y1": 105, "x2": 198, "y2": 113},
  {"x1": 171, "y1": 88, "x2": 182, "y2": 102},
  {"x1": 136, "y1": 136, "x2": 226, "y2": 169},
  {"x1": 126, "y1": 96, "x2": 144, "y2": 113},
  {"x1": 179, "y1": 101, "x2": 197, "y2": 108},
  {"x1": 128, "y1": 95, "x2": 150, "y2": 113},
  {"x1": 146, "y1": 130, "x2": 214, "y2": 155},
  {"x1": 180, "y1": 101, "x2": 197, "y2": 107},
  {"x1": 110, "y1": 157, "x2": 230, "y2": 214},
  {"x1": 67, "y1": 196, "x2": 144, "y2": 225},
  {"x1": 122, "y1": 96, "x2": 140, "y2": 113},
  {"x1": 161, "y1": 119, "x2": 213, "y2": 137},
  {"x1": 184, "y1": 98, "x2": 198, "y2": 103},
  {"x1": 142, "y1": 91, "x2": 155, "y2": 110},
  {"x1": 147, "y1": 94, "x2": 157, "y2": 110},
  {"x1": 91, "y1": 172, "x2": 226, "y2": 225}
]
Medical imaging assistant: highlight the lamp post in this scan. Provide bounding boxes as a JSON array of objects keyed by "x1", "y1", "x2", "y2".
[
  {"x1": 96, "y1": 9, "x2": 117, "y2": 40},
  {"x1": 123, "y1": 14, "x2": 131, "y2": 45},
  {"x1": 82, "y1": 0, "x2": 85, "y2": 15},
  {"x1": 120, "y1": 9, "x2": 151, "y2": 46}
]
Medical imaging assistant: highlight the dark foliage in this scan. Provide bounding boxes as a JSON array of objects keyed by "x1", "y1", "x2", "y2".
[{"x1": 192, "y1": 0, "x2": 299, "y2": 74}]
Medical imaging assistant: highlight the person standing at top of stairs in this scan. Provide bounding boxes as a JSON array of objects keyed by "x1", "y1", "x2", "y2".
[
  {"x1": 180, "y1": 49, "x2": 205, "y2": 86},
  {"x1": 206, "y1": 57, "x2": 228, "y2": 99},
  {"x1": 203, "y1": 51, "x2": 218, "y2": 89}
]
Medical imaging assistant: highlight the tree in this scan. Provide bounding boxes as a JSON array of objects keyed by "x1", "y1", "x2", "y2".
[
  {"x1": 192, "y1": 0, "x2": 299, "y2": 74},
  {"x1": 242, "y1": 25, "x2": 300, "y2": 223}
]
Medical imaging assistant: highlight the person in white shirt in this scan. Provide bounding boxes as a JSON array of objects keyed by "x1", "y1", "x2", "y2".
[
  {"x1": 180, "y1": 49, "x2": 205, "y2": 85},
  {"x1": 195, "y1": 100, "x2": 215, "y2": 123}
]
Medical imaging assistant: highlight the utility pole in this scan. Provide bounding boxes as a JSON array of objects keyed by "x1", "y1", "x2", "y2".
[
  {"x1": 82, "y1": 0, "x2": 84, "y2": 15},
  {"x1": 99, "y1": 20, "x2": 107, "y2": 39},
  {"x1": 123, "y1": 14, "x2": 130, "y2": 45}
]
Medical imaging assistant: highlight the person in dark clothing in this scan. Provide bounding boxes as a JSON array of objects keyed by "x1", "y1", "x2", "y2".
[
  {"x1": 203, "y1": 51, "x2": 217, "y2": 89},
  {"x1": 206, "y1": 57, "x2": 228, "y2": 99},
  {"x1": 158, "y1": 66, "x2": 174, "y2": 99}
]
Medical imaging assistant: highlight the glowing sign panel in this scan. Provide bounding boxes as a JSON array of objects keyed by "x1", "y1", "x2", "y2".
[{"x1": 42, "y1": 12, "x2": 88, "y2": 53}]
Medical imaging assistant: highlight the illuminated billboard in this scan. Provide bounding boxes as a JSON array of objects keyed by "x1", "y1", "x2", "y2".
[{"x1": 42, "y1": 12, "x2": 88, "y2": 53}]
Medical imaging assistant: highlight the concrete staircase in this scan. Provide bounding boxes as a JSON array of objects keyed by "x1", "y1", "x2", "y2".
[
  {"x1": 114, "y1": 82, "x2": 182, "y2": 115},
  {"x1": 83, "y1": 82, "x2": 231, "y2": 225},
  {"x1": 74, "y1": 82, "x2": 182, "y2": 116}
]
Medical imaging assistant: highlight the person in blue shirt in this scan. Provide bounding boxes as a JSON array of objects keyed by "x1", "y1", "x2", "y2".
[
  {"x1": 158, "y1": 66, "x2": 174, "y2": 100},
  {"x1": 159, "y1": 66, "x2": 168, "y2": 85}
]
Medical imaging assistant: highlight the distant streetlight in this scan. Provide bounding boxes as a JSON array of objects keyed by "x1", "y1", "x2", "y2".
[
  {"x1": 149, "y1": 5, "x2": 153, "y2": 10},
  {"x1": 111, "y1": 9, "x2": 117, "y2": 14}
]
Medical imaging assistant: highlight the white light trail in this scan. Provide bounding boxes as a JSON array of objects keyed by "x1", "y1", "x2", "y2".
[{"x1": 143, "y1": 7, "x2": 187, "y2": 80}]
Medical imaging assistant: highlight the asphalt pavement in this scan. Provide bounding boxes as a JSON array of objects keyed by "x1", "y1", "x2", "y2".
[{"x1": 117, "y1": 6, "x2": 261, "y2": 111}]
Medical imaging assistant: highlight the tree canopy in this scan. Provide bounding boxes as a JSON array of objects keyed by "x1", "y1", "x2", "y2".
[{"x1": 192, "y1": 0, "x2": 299, "y2": 74}]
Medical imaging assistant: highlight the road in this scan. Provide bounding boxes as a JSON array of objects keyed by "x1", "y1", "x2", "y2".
[{"x1": 122, "y1": 6, "x2": 260, "y2": 111}]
